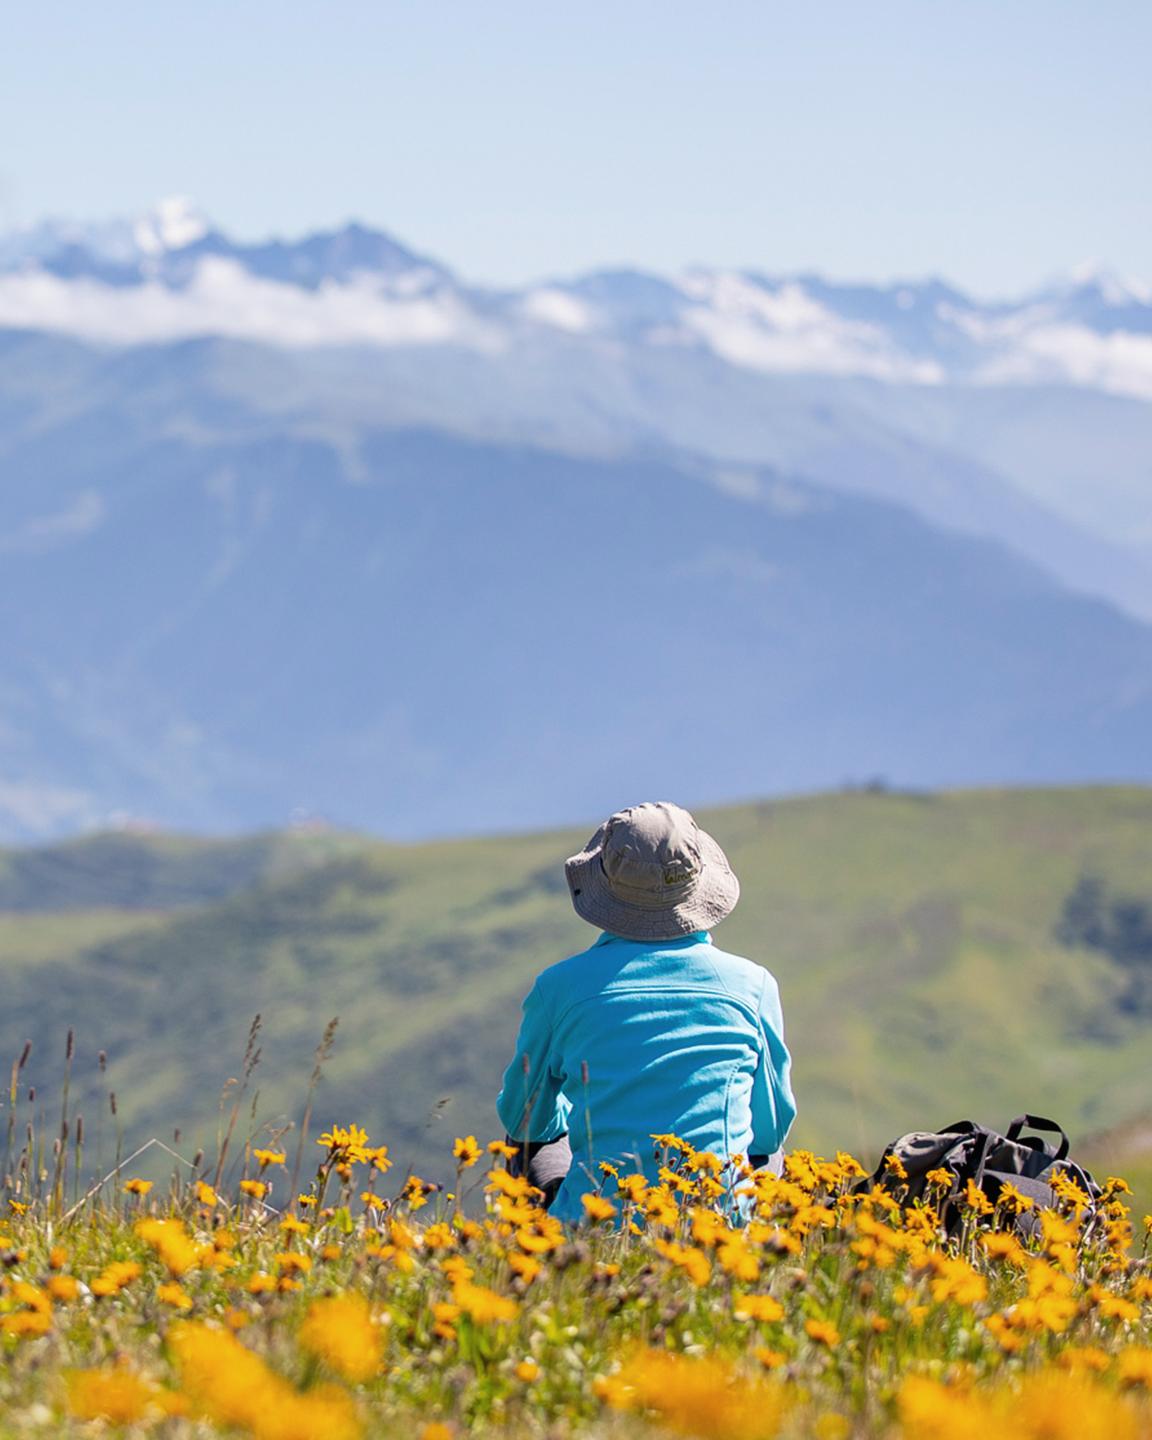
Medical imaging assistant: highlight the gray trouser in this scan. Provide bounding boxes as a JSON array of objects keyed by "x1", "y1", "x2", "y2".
[
  {"x1": 507, "y1": 1134, "x2": 783, "y2": 1209},
  {"x1": 507, "y1": 1134, "x2": 573, "y2": 1207}
]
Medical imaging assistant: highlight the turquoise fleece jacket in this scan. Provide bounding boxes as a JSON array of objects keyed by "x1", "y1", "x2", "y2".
[{"x1": 496, "y1": 931, "x2": 796, "y2": 1224}]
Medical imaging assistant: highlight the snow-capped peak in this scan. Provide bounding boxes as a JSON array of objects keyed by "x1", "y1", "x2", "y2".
[
  {"x1": 133, "y1": 196, "x2": 210, "y2": 256},
  {"x1": 1060, "y1": 260, "x2": 1152, "y2": 307}
]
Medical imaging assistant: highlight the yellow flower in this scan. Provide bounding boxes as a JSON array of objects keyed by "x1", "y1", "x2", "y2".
[
  {"x1": 617, "y1": 1173, "x2": 649, "y2": 1205},
  {"x1": 718, "y1": 1235, "x2": 761, "y2": 1283},
  {"x1": 601, "y1": 1347, "x2": 790, "y2": 1438},
  {"x1": 653, "y1": 1239, "x2": 712, "y2": 1287},
  {"x1": 47, "y1": 1275, "x2": 80, "y2": 1302},
  {"x1": 172, "y1": 1321, "x2": 361, "y2": 1440},
  {"x1": 194, "y1": 1181, "x2": 219, "y2": 1207},
  {"x1": 981, "y1": 1231, "x2": 1025, "y2": 1266},
  {"x1": 420, "y1": 1425, "x2": 454, "y2": 1440},
  {"x1": 804, "y1": 1318, "x2": 841, "y2": 1348},
  {"x1": 1050, "y1": 1168, "x2": 1093, "y2": 1218},
  {"x1": 1116, "y1": 1347, "x2": 1152, "y2": 1388},
  {"x1": 581, "y1": 1193, "x2": 617, "y2": 1223},
  {"x1": 453, "y1": 1135, "x2": 482, "y2": 1168},
  {"x1": 644, "y1": 1188, "x2": 681, "y2": 1229},
  {"x1": 124, "y1": 1178, "x2": 153, "y2": 1196},
  {"x1": 299, "y1": 1294, "x2": 383, "y2": 1383},
  {"x1": 454, "y1": 1280, "x2": 520, "y2": 1324},
  {"x1": 1058, "y1": 1347, "x2": 1111, "y2": 1373},
  {"x1": 1, "y1": 1310, "x2": 52, "y2": 1339},
  {"x1": 240, "y1": 1179, "x2": 268, "y2": 1200},
  {"x1": 1088, "y1": 1286, "x2": 1140, "y2": 1323},
  {"x1": 650, "y1": 1132, "x2": 692, "y2": 1154},
  {"x1": 515, "y1": 1359, "x2": 540, "y2": 1382},
  {"x1": 755, "y1": 1347, "x2": 787, "y2": 1370},
  {"x1": 318, "y1": 1123, "x2": 369, "y2": 1150},
  {"x1": 253, "y1": 1148, "x2": 287, "y2": 1169},
  {"x1": 962, "y1": 1179, "x2": 994, "y2": 1215},
  {"x1": 90, "y1": 1261, "x2": 142, "y2": 1297},
  {"x1": 515, "y1": 1219, "x2": 566, "y2": 1254},
  {"x1": 12, "y1": 1280, "x2": 51, "y2": 1316},
  {"x1": 137, "y1": 1218, "x2": 200, "y2": 1277},
  {"x1": 508, "y1": 1252, "x2": 542, "y2": 1282},
  {"x1": 274, "y1": 1251, "x2": 312, "y2": 1275},
  {"x1": 157, "y1": 1282, "x2": 193, "y2": 1311},
  {"x1": 902, "y1": 1371, "x2": 1145, "y2": 1440},
  {"x1": 390, "y1": 1218, "x2": 419, "y2": 1251},
  {"x1": 884, "y1": 1152, "x2": 909, "y2": 1181},
  {"x1": 65, "y1": 1368, "x2": 175, "y2": 1424},
  {"x1": 734, "y1": 1293, "x2": 785, "y2": 1323},
  {"x1": 997, "y1": 1182, "x2": 1034, "y2": 1214},
  {"x1": 403, "y1": 1176, "x2": 434, "y2": 1210},
  {"x1": 280, "y1": 1214, "x2": 310, "y2": 1235},
  {"x1": 928, "y1": 1256, "x2": 987, "y2": 1308}
]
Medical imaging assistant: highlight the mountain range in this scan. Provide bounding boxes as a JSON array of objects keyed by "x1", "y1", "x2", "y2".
[{"x1": 1, "y1": 201, "x2": 1150, "y2": 840}]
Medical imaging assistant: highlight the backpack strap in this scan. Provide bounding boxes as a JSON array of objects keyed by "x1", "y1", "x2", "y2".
[{"x1": 1005, "y1": 1114, "x2": 1070, "y2": 1162}]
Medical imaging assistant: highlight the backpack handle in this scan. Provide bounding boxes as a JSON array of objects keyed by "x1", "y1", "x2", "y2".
[{"x1": 1005, "y1": 1114, "x2": 1070, "y2": 1161}]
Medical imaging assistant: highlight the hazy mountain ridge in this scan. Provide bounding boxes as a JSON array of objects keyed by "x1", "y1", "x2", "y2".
[
  {"x1": 2, "y1": 203, "x2": 1149, "y2": 623},
  {"x1": 2, "y1": 200, "x2": 1149, "y2": 396}
]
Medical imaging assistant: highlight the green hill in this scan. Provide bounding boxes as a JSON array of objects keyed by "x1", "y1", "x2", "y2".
[{"x1": 3, "y1": 787, "x2": 1152, "y2": 1201}]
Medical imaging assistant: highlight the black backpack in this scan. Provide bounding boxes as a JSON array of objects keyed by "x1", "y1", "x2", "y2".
[{"x1": 861, "y1": 1113, "x2": 1102, "y2": 1237}]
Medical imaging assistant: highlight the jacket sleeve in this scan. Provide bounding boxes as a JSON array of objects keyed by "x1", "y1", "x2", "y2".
[
  {"x1": 750, "y1": 970, "x2": 796, "y2": 1158},
  {"x1": 496, "y1": 975, "x2": 572, "y2": 1143}
]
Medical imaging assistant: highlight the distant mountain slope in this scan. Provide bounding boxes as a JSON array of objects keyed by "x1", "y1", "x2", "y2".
[
  {"x1": 1, "y1": 205, "x2": 1151, "y2": 620},
  {"x1": 3, "y1": 788, "x2": 1151, "y2": 1198},
  {"x1": 0, "y1": 829, "x2": 351, "y2": 911},
  {"x1": 3, "y1": 390, "x2": 1152, "y2": 840}
]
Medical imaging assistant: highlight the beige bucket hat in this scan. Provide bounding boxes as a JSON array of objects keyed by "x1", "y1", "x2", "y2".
[{"x1": 564, "y1": 801, "x2": 740, "y2": 941}]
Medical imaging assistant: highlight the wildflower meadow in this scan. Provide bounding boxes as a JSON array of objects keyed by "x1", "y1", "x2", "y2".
[{"x1": 3, "y1": 1096, "x2": 1152, "y2": 1439}]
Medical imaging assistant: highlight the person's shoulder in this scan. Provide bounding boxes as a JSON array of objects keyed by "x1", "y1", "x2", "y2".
[
  {"x1": 707, "y1": 940, "x2": 779, "y2": 997},
  {"x1": 534, "y1": 934, "x2": 611, "y2": 990}
]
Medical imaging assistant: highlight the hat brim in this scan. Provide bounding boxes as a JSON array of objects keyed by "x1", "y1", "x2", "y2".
[{"x1": 564, "y1": 827, "x2": 740, "y2": 941}]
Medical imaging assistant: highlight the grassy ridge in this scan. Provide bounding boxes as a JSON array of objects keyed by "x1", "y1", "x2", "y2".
[{"x1": 2, "y1": 787, "x2": 1152, "y2": 1195}]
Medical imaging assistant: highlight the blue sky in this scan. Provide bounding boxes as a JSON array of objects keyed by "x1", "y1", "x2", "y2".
[{"x1": 2, "y1": 0, "x2": 1148, "y2": 295}]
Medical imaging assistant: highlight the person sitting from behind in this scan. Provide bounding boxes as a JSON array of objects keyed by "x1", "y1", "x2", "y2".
[{"x1": 496, "y1": 801, "x2": 795, "y2": 1221}]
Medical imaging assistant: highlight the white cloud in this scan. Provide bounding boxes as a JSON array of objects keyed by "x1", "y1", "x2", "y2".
[
  {"x1": 1, "y1": 255, "x2": 1151, "y2": 402},
  {"x1": 0, "y1": 780, "x2": 96, "y2": 833},
  {"x1": 975, "y1": 324, "x2": 1152, "y2": 401},
  {"x1": 0, "y1": 491, "x2": 105, "y2": 553},
  {"x1": 519, "y1": 287, "x2": 596, "y2": 333},
  {"x1": 944, "y1": 302, "x2": 1152, "y2": 401},
  {"x1": 0, "y1": 258, "x2": 504, "y2": 351},
  {"x1": 675, "y1": 272, "x2": 944, "y2": 383}
]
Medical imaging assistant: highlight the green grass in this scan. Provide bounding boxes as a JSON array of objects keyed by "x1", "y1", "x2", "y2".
[{"x1": 3, "y1": 787, "x2": 1152, "y2": 1206}]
